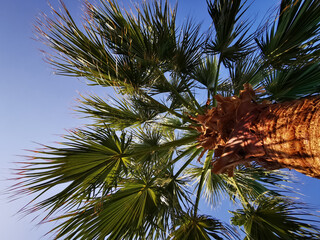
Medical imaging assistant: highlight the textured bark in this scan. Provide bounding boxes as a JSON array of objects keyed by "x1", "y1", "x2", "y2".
[
  {"x1": 193, "y1": 84, "x2": 320, "y2": 179},
  {"x1": 256, "y1": 96, "x2": 320, "y2": 178}
]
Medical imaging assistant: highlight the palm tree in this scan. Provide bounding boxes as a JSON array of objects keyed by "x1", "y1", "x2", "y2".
[{"x1": 14, "y1": 0, "x2": 320, "y2": 239}]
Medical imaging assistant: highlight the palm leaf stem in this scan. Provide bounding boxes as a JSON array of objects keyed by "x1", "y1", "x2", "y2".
[
  {"x1": 161, "y1": 75, "x2": 203, "y2": 114},
  {"x1": 231, "y1": 176, "x2": 249, "y2": 208},
  {"x1": 130, "y1": 135, "x2": 197, "y2": 157},
  {"x1": 173, "y1": 148, "x2": 203, "y2": 179},
  {"x1": 141, "y1": 91, "x2": 190, "y2": 122},
  {"x1": 154, "y1": 145, "x2": 199, "y2": 180},
  {"x1": 212, "y1": 57, "x2": 222, "y2": 107},
  {"x1": 157, "y1": 123, "x2": 193, "y2": 131},
  {"x1": 193, "y1": 150, "x2": 214, "y2": 217},
  {"x1": 186, "y1": 87, "x2": 205, "y2": 114}
]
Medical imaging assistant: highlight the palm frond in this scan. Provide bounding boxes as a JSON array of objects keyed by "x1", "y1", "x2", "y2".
[
  {"x1": 93, "y1": 0, "x2": 177, "y2": 66},
  {"x1": 256, "y1": 0, "x2": 320, "y2": 68},
  {"x1": 186, "y1": 165, "x2": 291, "y2": 205},
  {"x1": 264, "y1": 62, "x2": 320, "y2": 101},
  {"x1": 228, "y1": 54, "x2": 265, "y2": 95},
  {"x1": 216, "y1": 79, "x2": 234, "y2": 97},
  {"x1": 150, "y1": 73, "x2": 200, "y2": 112},
  {"x1": 231, "y1": 195, "x2": 320, "y2": 239},
  {"x1": 132, "y1": 126, "x2": 175, "y2": 170},
  {"x1": 51, "y1": 179, "x2": 168, "y2": 240},
  {"x1": 15, "y1": 128, "x2": 132, "y2": 217},
  {"x1": 169, "y1": 213, "x2": 239, "y2": 240},
  {"x1": 192, "y1": 56, "x2": 218, "y2": 95},
  {"x1": 36, "y1": 1, "x2": 123, "y2": 86},
  {"x1": 206, "y1": 0, "x2": 254, "y2": 67},
  {"x1": 78, "y1": 94, "x2": 165, "y2": 129},
  {"x1": 174, "y1": 19, "x2": 203, "y2": 76}
]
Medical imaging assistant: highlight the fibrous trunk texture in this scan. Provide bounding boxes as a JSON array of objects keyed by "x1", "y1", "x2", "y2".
[{"x1": 193, "y1": 84, "x2": 320, "y2": 179}]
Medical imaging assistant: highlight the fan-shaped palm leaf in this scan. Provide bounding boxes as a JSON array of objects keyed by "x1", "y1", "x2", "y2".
[
  {"x1": 231, "y1": 195, "x2": 320, "y2": 239},
  {"x1": 170, "y1": 213, "x2": 239, "y2": 240},
  {"x1": 186, "y1": 165, "x2": 291, "y2": 206},
  {"x1": 264, "y1": 62, "x2": 320, "y2": 101},
  {"x1": 256, "y1": 0, "x2": 320, "y2": 69},
  {"x1": 78, "y1": 94, "x2": 165, "y2": 129},
  {"x1": 15, "y1": 128, "x2": 132, "y2": 216},
  {"x1": 206, "y1": 0, "x2": 254, "y2": 67}
]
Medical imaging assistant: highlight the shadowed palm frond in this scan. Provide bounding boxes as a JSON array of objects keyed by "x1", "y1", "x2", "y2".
[
  {"x1": 192, "y1": 56, "x2": 218, "y2": 97},
  {"x1": 228, "y1": 54, "x2": 265, "y2": 95},
  {"x1": 169, "y1": 213, "x2": 239, "y2": 240},
  {"x1": 215, "y1": 79, "x2": 234, "y2": 97},
  {"x1": 231, "y1": 195, "x2": 320, "y2": 239},
  {"x1": 256, "y1": 0, "x2": 320, "y2": 69},
  {"x1": 206, "y1": 0, "x2": 254, "y2": 67},
  {"x1": 264, "y1": 62, "x2": 320, "y2": 101}
]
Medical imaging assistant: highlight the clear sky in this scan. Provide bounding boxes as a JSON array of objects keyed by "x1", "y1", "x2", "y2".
[{"x1": 1, "y1": 0, "x2": 320, "y2": 239}]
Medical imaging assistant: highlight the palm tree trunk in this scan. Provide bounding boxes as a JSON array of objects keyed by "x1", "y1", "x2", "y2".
[
  {"x1": 255, "y1": 96, "x2": 320, "y2": 178},
  {"x1": 193, "y1": 85, "x2": 320, "y2": 178}
]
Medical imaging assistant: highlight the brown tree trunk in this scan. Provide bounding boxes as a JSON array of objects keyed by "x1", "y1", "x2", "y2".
[
  {"x1": 255, "y1": 96, "x2": 320, "y2": 178},
  {"x1": 193, "y1": 84, "x2": 320, "y2": 179}
]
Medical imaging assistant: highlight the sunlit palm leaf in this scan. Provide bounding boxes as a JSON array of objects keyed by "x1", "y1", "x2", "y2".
[
  {"x1": 16, "y1": 128, "x2": 132, "y2": 216},
  {"x1": 52, "y1": 180, "x2": 167, "y2": 239},
  {"x1": 187, "y1": 165, "x2": 291, "y2": 205},
  {"x1": 192, "y1": 56, "x2": 218, "y2": 96},
  {"x1": 92, "y1": 0, "x2": 177, "y2": 67},
  {"x1": 78, "y1": 94, "x2": 165, "y2": 129},
  {"x1": 36, "y1": 1, "x2": 124, "y2": 86}
]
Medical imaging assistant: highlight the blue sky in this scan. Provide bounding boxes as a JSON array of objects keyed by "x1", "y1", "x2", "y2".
[{"x1": 1, "y1": 0, "x2": 320, "y2": 239}]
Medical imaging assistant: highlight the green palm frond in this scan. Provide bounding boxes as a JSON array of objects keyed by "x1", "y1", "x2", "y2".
[
  {"x1": 228, "y1": 54, "x2": 265, "y2": 95},
  {"x1": 231, "y1": 195, "x2": 320, "y2": 239},
  {"x1": 52, "y1": 175, "x2": 191, "y2": 240},
  {"x1": 256, "y1": 0, "x2": 320, "y2": 68},
  {"x1": 78, "y1": 94, "x2": 165, "y2": 129},
  {"x1": 91, "y1": 0, "x2": 202, "y2": 78},
  {"x1": 51, "y1": 179, "x2": 168, "y2": 240},
  {"x1": 132, "y1": 129, "x2": 197, "y2": 157},
  {"x1": 216, "y1": 79, "x2": 234, "y2": 97},
  {"x1": 264, "y1": 62, "x2": 320, "y2": 101},
  {"x1": 174, "y1": 19, "x2": 203, "y2": 75},
  {"x1": 93, "y1": 0, "x2": 177, "y2": 66},
  {"x1": 16, "y1": 128, "x2": 132, "y2": 216},
  {"x1": 150, "y1": 73, "x2": 201, "y2": 112},
  {"x1": 192, "y1": 56, "x2": 218, "y2": 96},
  {"x1": 36, "y1": 1, "x2": 123, "y2": 85},
  {"x1": 186, "y1": 165, "x2": 291, "y2": 205},
  {"x1": 169, "y1": 213, "x2": 239, "y2": 240},
  {"x1": 159, "y1": 116, "x2": 193, "y2": 131},
  {"x1": 206, "y1": 0, "x2": 254, "y2": 67},
  {"x1": 132, "y1": 126, "x2": 175, "y2": 168}
]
